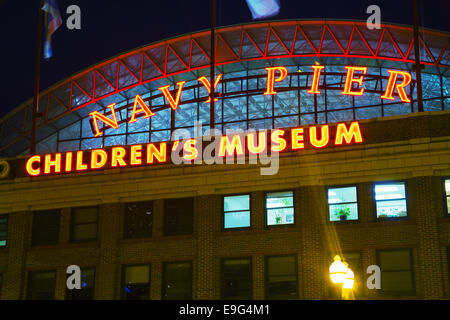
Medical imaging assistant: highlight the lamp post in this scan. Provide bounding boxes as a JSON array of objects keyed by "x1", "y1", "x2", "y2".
[{"x1": 329, "y1": 255, "x2": 354, "y2": 300}]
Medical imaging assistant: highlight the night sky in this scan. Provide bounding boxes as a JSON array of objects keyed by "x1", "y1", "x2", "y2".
[{"x1": 1, "y1": 0, "x2": 449, "y2": 118}]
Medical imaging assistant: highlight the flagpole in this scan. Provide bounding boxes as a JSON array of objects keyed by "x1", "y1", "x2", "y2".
[
  {"x1": 210, "y1": 0, "x2": 215, "y2": 131},
  {"x1": 31, "y1": 0, "x2": 45, "y2": 155}
]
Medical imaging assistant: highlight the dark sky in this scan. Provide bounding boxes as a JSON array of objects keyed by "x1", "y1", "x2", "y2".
[{"x1": 1, "y1": 0, "x2": 449, "y2": 118}]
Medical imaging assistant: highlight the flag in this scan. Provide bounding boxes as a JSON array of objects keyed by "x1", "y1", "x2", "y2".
[
  {"x1": 42, "y1": 0, "x2": 62, "y2": 59},
  {"x1": 246, "y1": 0, "x2": 280, "y2": 20}
]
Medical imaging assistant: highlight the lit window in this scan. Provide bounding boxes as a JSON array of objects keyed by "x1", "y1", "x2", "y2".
[
  {"x1": 265, "y1": 255, "x2": 297, "y2": 299},
  {"x1": 163, "y1": 198, "x2": 194, "y2": 236},
  {"x1": 327, "y1": 186, "x2": 358, "y2": 221},
  {"x1": 377, "y1": 249, "x2": 415, "y2": 295},
  {"x1": 122, "y1": 265, "x2": 150, "y2": 300},
  {"x1": 27, "y1": 271, "x2": 56, "y2": 300},
  {"x1": 374, "y1": 182, "x2": 407, "y2": 219},
  {"x1": 0, "y1": 215, "x2": 7, "y2": 247},
  {"x1": 445, "y1": 179, "x2": 450, "y2": 215},
  {"x1": 221, "y1": 258, "x2": 252, "y2": 299},
  {"x1": 224, "y1": 195, "x2": 251, "y2": 229},
  {"x1": 265, "y1": 191, "x2": 294, "y2": 226},
  {"x1": 124, "y1": 201, "x2": 153, "y2": 239},
  {"x1": 71, "y1": 206, "x2": 98, "y2": 242},
  {"x1": 162, "y1": 262, "x2": 192, "y2": 300},
  {"x1": 66, "y1": 268, "x2": 96, "y2": 300},
  {"x1": 32, "y1": 210, "x2": 60, "y2": 246}
]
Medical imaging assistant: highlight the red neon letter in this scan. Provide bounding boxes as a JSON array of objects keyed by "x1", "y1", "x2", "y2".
[
  {"x1": 291, "y1": 128, "x2": 305, "y2": 150},
  {"x1": 89, "y1": 103, "x2": 119, "y2": 137},
  {"x1": 271, "y1": 130, "x2": 287, "y2": 152},
  {"x1": 219, "y1": 135, "x2": 244, "y2": 157},
  {"x1": 264, "y1": 66, "x2": 288, "y2": 95},
  {"x1": 309, "y1": 125, "x2": 329, "y2": 148},
  {"x1": 335, "y1": 122, "x2": 363, "y2": 145},
  {"x1": 183, "y1": 139, "x2": 199, "y2": 161},
  {"x1": 158, "y1": 81, "x2": 186, "y2": 110},
  {"x1": 342, "y1": 66, "x2": 367, "y2": 96},
  {"x1": 44, "y1": 153, "x2": 61, "y2": 174},
  {"x1": 307, "y1": 65, "x2": 325, "y2": 94},
  {"x1": 26, "y1": 155, "x2": 41, "y2": 176},
  {"x1": 91, "y1": 149, "x2": 108, "y2": 169},
  {"x1": 198, "y1": 74, "x2": 222, "y2": 103},
  {"x1": 247, "y1": 132, "x2": 266, "y2": 154},
  {"x1": 76, "y1": 151, "x2": 88, "y2": 171},
  {"x1": 130, "y1": 145, "x2": 142, "y2": 165},
  {"x1": 111, "y1": 147, "x2": 127, "y2": 167},
  {"x1": 129, "y1": 95, "x2": 155, "y2": 123},
  {"x1": 65, "y1": 152, "x2": 73, "y2": 172},
  {"x1": 380, "y1": 70, "x2": 412, "y2": 102},
  {"x1": 147, "y1": 142, "x2": 167, "y2": 164}
]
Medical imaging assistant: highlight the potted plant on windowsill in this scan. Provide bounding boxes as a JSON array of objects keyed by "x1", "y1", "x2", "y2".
[{"x1": 335, "y1": 207, "x2": 351, "y2": 221}]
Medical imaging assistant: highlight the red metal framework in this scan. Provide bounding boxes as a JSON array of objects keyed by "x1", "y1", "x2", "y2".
[{"x1": 1, "y1": 20, "x2": 449, "y2": 156}]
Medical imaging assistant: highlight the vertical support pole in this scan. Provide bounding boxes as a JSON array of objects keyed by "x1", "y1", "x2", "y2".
[
  {"x1": 31, "y1": 0, "x2": 44, "y2": 155},
  {"x1": 412, "y1": 0, "x2": 424, "y2": 112},
  {"x1": 210, "y1": 0, "x2": 215, "y2": 131}
]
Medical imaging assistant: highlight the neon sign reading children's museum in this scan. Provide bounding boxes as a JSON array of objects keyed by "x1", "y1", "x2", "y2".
[
  {"x1": 25, "y1": 122, "x2": 364, "y2": 177},
  {"x1": 88, "y1": 65, "x2": 412, "y2": 137}
]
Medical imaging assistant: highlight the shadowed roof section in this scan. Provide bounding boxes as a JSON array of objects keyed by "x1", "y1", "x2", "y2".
[{"x1": 1, "y1": 19, "x2": 449, "y2": 157}]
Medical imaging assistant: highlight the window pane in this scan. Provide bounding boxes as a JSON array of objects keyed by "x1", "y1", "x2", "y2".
[
  {"x1": 224, "y1": 195, "x2": 250, "y2": 212},
  {"x1": 72, "y1": 207, "x2": 98, "y2": 241},
  {"x1": 375, "y1": 183, "x2": 407, "y2": 218},
  {"x1": 374, "y1": 183, "x2": 406, "y2": 200},
  {"x1": 222, "y1": 258, "x2": 252, "y2": 299},
  {"x1": 378, "y1": 249, "x2": 414, "y2": 295},
  {"x1": 163, "y1": 198, "x2": 194, "y2": 236},
  {"x1": 0, "y1": 215, "x2": 7, "y2": 247},
  {"x1": 32, "y1": 210, "x2": 60, "y2": 246},
  {"x1": 224, "y1": 195, "x2": 251, "y2": 229},
  {"x1": 328, "y1": 187, "x2": 358, "y2": 221},
  {"x1": 66, "y1": 268, "x2": 96, "y2": 300},
  {"x1": 445, "y1": 179, "x2": 450, "y2": 214},
  {"x1": 163, "y1": 262, "x2": 192, "y2": 300},
  {"x1": 266, "y1": 191, "x2": 294, "y2": 226},
  {"x1": 124, "y1": 201, "x2": 153, "y2": 238},
  {"x1": 224, "y1": 211, "x2": 250, "y2": 229},
  {"x1": 27, "y1": 271, "x2": 56, "y2": 300},
  {"x1": 123, "y1": 265, "x2": 150, "y2": 300},
  {"x1": 266, "y1": 256, "x2": 297, "y2": 299}
]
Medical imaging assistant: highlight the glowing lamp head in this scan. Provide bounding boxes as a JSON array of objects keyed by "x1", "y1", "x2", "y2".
[
  {"x1": 343, "y1": 267, "x2": 355, "y2": 289},
  {"x1": 329, "y1": 255, "x2": 347, "y2": 284}
]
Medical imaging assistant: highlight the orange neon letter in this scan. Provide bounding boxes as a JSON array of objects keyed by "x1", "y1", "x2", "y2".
[
  {"x1": 147, "y1": 142, "x2": 167, "y2": 164},
  {"x1": 247, "y1": 132, "x2": 266, "y2": 154},
  {"x1": 309, "y1": 125, "x2": 329, "y2": 148},
  {"x1": 264, "y1": 66, "x2": 288, "y2": 95},
  {"x1": 183, "y1": 139, "x2": 199, "y2": 161},
  {"x1": 158, "y1": 81, "x2": 186, "y2": 110},
  {"x1": 44, "y1": 153, "x2": 61, "y2": 174},
  {"x1": 89, "y1": 103, "x2": 119, "y2": 137},
  {"x1": 380, "y1": 70, "x2": 412, "y2": 102},
  {"x1": 198, "y1": 74, "x2": 222, "y2": 103},
  {"x1": 111, "y1": 147, "x2": 127, "y2": 167},
  {"x1": 219, "y1": 135, "x2": 244, "y2": 157},
  {"x1": 307, "y1": 65, "x2": 325, "y2": 94},
  {"x1": 291, "y1": 128, "x2": 305, "y2": 150},
  {"x1": 271, "y1": 129, "x2": 287, "y2": 152},
  {"x1": 91, "y1": 149, "x2": 108, "y2": 169},
  {"x1": 76, "y1": 151, "x2": 88, "y2": 171},
  {"x1": 129, "y1": 95, "x2": 155, "y2": 123},
  {"x1": 335, "y1": 122, "x2": 363, "y2": 145},
  {"x1": 130, "y1": 145, "x2": 143, "y2": 165},
  {"x1": 26, "y1": 155, "x2": 41, "y2": 176},
  {"x1": 65, "y1": 152, "x2": 73, "y2": 172},
  {"x1": 341, "y1": 66, "x2": 367, "y2": 96}
]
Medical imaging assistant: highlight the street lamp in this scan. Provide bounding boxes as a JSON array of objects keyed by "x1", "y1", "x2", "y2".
[{"x1": 329, "y1": 255, "x2": 354, "y2": 299}]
